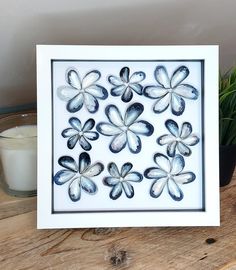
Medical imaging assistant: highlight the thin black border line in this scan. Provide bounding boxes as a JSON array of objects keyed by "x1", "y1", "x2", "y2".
[
  {"x1": 51, "y1": 59, "x2": 205, "y2": 214},
  {"x1": 52, "y1": 59, "x2": 203, "y2": 63},
  {"x1": 51, "y1": 60, "x2": 55, "y2": 213},
  {"x1": 201, "y1": 60, "x2": 206, "y2": 211}
]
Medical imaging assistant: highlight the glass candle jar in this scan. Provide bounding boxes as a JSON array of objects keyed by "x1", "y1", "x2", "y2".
[{"x1": 0, "y1": 113, "x2": 37, "y2": 197}]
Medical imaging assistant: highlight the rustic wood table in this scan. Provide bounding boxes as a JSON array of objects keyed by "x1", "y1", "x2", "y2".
[{"x1": 0, "y1": 170, "x2": 235, "y2": 270}]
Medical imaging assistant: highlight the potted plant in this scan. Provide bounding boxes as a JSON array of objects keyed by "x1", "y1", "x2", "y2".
[{"x1": 219, "y1": 68, "x2": 236, "y2": 186}]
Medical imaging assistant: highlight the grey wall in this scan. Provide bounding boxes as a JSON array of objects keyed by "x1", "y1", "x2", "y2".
[{"x1": 0, "y1": 0, "x2": 235, "y2": 110}]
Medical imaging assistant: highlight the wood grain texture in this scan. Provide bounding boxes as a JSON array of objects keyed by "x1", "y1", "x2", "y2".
[
  {"x1": 0, "y1": 188, "x2": 36, "y2": 220},
  {"x1": 0, "y1": 171, "x2": 235, "y2": 270}
]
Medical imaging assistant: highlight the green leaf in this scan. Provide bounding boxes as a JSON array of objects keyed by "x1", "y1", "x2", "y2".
[{"x1": 219, "y1": 68, "x2": 236, "y2": 145}]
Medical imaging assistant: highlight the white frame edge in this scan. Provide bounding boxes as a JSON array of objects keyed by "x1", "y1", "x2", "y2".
[{"x1": 37, "y1": 45, "x2": 219, "y2": 229}]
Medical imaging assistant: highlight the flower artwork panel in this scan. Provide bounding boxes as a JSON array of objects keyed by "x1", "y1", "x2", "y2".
[
  {"x1": 52, "y1": 60, "x2": 203, "y2": 212},
  {"x1": 37, "y1": 46, "x2": 219, "y2": 228}
]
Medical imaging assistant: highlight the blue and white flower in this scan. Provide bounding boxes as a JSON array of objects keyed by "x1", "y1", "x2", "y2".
[
  {"x1": 57, "y1": 68, "x2": 108, "y2": 113},
  {"x1": 96, "y1": 103, "x2": 154, "y2": 153},
  {"x1": 103, "y1": 162, "x2": 143, "y2": 199},
  {"x1": 62, "y1": 117, "x2": 99, "y2": 150},
  {"x1": 108, "y1": 67, "x2": 146, "y2": 102},
  {"x1": 144, "y1": 153, "x2": 196, "y2": 201},
  {"x1": 157, "y1": 119, "x2": 199, "y2": 157},
  {"x1": 143, "y1": 66, "x2": 199, "y2": 115},
  {"x1": 54, "y1": 152, "x2": 104, "y2": 202}
]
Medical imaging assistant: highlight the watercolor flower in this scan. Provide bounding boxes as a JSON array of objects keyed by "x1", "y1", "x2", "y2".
[
  {"x1": 96, "y1": 103, "x2": 154, "y2": 153},
  {"x1": 62, "y1": 117, "x2": 99, "y2": 150},
  {"x1": 103, "y1": 162, "x2": 143, "y2": 199},
  {"x1": 157, "y1": 119, "x2": 199, "y2": 157},
  {"x1": 144, "y1": 153, "x2": 196, "y2": 201},
  {"x1": 108, "y1": 67, "x2": 146, "y2": 102},
  {"x1": 57, "y1": 68, "x2": 108, "y2": 113},
  {"x1": 54, "y1": 152, "x2": 104, "y2": 202},
  {"x1": 143, "y1": 65, "x2": 199, "y2": 115}
]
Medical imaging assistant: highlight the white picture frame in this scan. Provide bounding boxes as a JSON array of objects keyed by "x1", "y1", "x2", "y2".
[{"x1": 37, "y1": 45, "x2": 219, "y2": 228}]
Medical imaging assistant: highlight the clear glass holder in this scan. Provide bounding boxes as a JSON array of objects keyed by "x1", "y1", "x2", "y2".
[{"x1": 0, "y1": 113, "x2": 37, "y2": 197}]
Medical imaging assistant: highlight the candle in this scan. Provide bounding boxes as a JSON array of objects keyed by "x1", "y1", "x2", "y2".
[{"x1": 0, "y1": 113, "x2": 37, "y2": 196}]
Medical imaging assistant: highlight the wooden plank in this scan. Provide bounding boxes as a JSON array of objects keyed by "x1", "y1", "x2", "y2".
[
  {"x1": 0, "y1": 188, "x2": 36, "y2": 220},
  {"x1": 0, "y1": 172, "x2": 235, "y2": 270}
]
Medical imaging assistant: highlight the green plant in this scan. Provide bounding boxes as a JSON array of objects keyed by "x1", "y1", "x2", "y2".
[{"x1": 219, "y1": 67, "x2": 236, "y2": 145}]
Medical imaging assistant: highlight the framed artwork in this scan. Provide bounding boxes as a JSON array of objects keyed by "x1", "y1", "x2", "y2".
[{"x1": 37, "y1": 45, "x2": 219, "y2": 228}]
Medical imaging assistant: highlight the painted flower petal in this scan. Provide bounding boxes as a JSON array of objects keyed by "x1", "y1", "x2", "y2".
[
  {"x1": 177, "y1": 142, "x2": 191, "y2": 156},
  {"x1": 129, "y1": 71, "x2": 146, "y2": 83},
  {"x1": 83, "y1": 131, "x2": 99, "y2": 140},
  {"x1": 157, "y1": 134, "x2": 175, "y2": 145},
  {"x1": 79, "y1": 152, "x2": 91, "y2": 173},
  {"x1": 79, "y1": 136, "x2": 92, "y2": 151},
  {"x1": 58, "y1": 156, "x2": 78, "y2": 172},
  {"x1": 84, "y1": 93, "x2": 99, "y2": 113},
  {"x1": 120, "y1": 67, "x2": 130, "y2": 83},
  {"x1": 110, "y1": 183, "x2": 122, "y2": 200},
  {"x1": 111, "y1": 85, "x2": 126, "y2": 96},
  {"x1": 129, "y1": 84, "x2": 143, "y2": 95},
  {"x1": 165, "y1": 119, "x2": 179, "y2": 137},
  {"x1": 69, "y1": 178, "x2": 81, "y2": 202},
  {"x1": 82, "y1": 118, "x2": 95, "y2": 131},
  {"x1": 124, "y1": 103, "x2": 144, "y2": 126},
  {"x1": 105, "y1": 105, "x2": 124, "y2": 127},
  {"x1": 182, "y1": 135, "x2": 199, "y2": 146},
  {"x1": 85, "y1": 84, "x2": 108, "y2": 100},
  {"x1": 54, "y1": 170, "x2": 76, "y2": 185},
  {"x1": 81, "y1": 176, "x2": 97, "y2": 194},
  {"x1": 110, "y1": 132, "x2": 127, "y2": 153},
  {"x1": 174, "y1": 84, "x2": 198, "y2": 100},
  {"x1": 144, "y1": 167, "x2": 167, "y2": 179},
  {"x1": 180, "y1": 122, "x2": 192, "y2": 139},
  {"x1": 67, "y1": 93, "x2": 84, "y2": 113},
  {"x1": 96, "y1": 123, "x2": 122, "y2": 136},
  {"x1": 121, "y1": 162, "x2": 133, "y2": 177},
  {"x1": 150, "y1": 177, "x2": 167, "y2": 198},
  {"x1": 108, "y1": 75, "x2": 122, "y2": 86},
  {"x1": 154, "y1": 66, "x2": 170, "y2": 88},
  {"x1": 68, "y1": 134, "x2": 80, "y2": 149},
  {"x1": 108, "y1": 162, "x2": 120, "y2": 177},
  {"x1": 124, "y1": 172, "x2": 143, "y2": 182},
  {"x1": 153, "y1": 93, "x2": 171, "y2": 113},
  {"x1": 66, "y1": 69, "x2": 82, "y2": 89},
  {"x1": 121, "y1": 87, "x2": 133, "y2": 103},
  {"x1": 122, "y1": 182, "x2": 134, "y2": 198},
  {"x1": 69, "y1": 117, "x2": 82, "y2": 131},
  {"x1": 103, "y1": 176, "x2": 120, "y2": 186},
  {"x1": 61, "y1": 128, "x2": 78, "y2": 138},
  {"x1": 127, "y1": 130, "x2": 141, "y2": 154},
  {"x1": 154, "y1": 153, "x2": 171, "y2": 172},
  {"x1": 83, "y1": 162, "x2": 104, "y2": 177},
  {"x1": 167, "y1": 179, "x2": 183, "y2": 201},
  {"x1": 57, "y1": 86, "x2": 78, "y2": 101},
  {"x1": 129, "y1": 120, "x2": 154, "y2": 136},
  {"x1": 171, "y1": 66, "x2": 189, "y2": 88},
  {"x1": 171, "y1": 93, "x2": 185, "y2": 116},
  {"x1": 82, "y1": 70, "x2": 101, "y2": 89},
  {"x1": 171, "y1": 154, "x2": 185, "y2": 175},
  {"x1": 143, "y1": 86, "x2": 168, "y2": 99},
  {"x1": 167, "y1": 141, "x2": 177, "y2": 157},
  {"x1": 173, "y1": 172, "x2": 196, "y2": 184}
]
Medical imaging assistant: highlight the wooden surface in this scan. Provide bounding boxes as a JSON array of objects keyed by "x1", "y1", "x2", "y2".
[
  {"x1": 0, "y1": 172, "x2": 235, "y2": 270},
  {"x1": 0, "y1": 188, "x2": 36, "y2": 220}
]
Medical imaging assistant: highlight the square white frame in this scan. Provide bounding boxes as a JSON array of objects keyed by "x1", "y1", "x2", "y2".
[{"x1": 37, "y1": 45, "x2": 219, "y2": 228}]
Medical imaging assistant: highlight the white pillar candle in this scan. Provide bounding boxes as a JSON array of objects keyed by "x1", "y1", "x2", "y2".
[{"x1": 0, "y1": 125, "x2": 37, "y2": 191}]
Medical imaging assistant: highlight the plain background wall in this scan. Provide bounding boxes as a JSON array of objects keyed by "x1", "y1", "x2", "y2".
[{"x1": 0, "y1": 0, "x2": 235, "y2": 110}]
